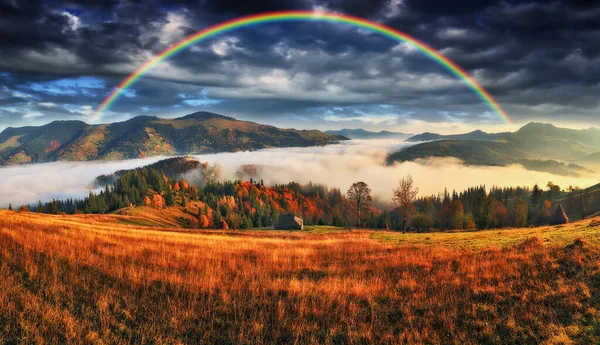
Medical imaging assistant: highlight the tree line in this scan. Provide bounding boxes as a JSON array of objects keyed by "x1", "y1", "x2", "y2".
[
  {"x1": 346, "y1": 177, "x2": 596, "y2": 231},
  {"x1": 9, "y1": 158, "x2": 597, "y2": 231},
  {"x1": 29, "y1": 164, "x2": 385, "y2": 229}
]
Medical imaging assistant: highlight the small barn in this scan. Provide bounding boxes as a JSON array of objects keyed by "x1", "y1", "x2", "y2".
[
  {"x1": 550, "y1": 204, "x2": 569, "y2": 225},
  {"x1": 274, "y1": 214, "x2": 303, "y2": 230}
]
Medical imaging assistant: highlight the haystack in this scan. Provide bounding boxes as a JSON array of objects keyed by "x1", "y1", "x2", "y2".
[
  {"x1": 550, "y1": 204, "x2": 569, "y2": 225},
  {"x1": 274, "y1": 214, "x2": 303, "y2": 230}
]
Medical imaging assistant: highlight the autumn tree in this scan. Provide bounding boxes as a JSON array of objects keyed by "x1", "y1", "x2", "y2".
[
  {"x1": 537, "y1": 200, "x2": 552, "y2": 224},
  {"x1": 347, "y1": 181, "x2": 372, "y2": 227},
  {"x1": 464, "y1": 212, "x2": 477, "y2": 229},
  {"x1": 198, "y1": 214, "x2": 210, "y2": 228},
  {"x1": 450, "y1": 200, "x2": 465, "y2": 229},
  {"x1": 152, "y1": 194, "x2": 165, "y2": 209},
  {"x1": 493, "y1": 201, "x2": 508, "y2": 228},
  {"x1": 437, "y1": 200, "x2": 453, "y2": 230},
  {"x1": 437, "y1": 199, "x2": 464, "y2": 230},
  {"x1": 392, "y1": 175, "x2": 419, "y2": 233}
]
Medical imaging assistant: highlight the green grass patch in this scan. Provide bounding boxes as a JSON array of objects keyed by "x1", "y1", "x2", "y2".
[
  {"x1": 371, "y1": 220, "x2": 600, "y2": 249},
  {"x1": 302, "y1": 225, "x2": 347, "y2": 234}
]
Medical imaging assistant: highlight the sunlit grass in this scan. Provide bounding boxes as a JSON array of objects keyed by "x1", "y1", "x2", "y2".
[
  {"x1": 371, "y1": 220, "x2": 600, "y2": 249},
  {"x1": 1, "y1": 210, "x2": 599, "y2": 344},
  {"x1": 302, "y1": 225, "x2": 348, "y2": 234}
]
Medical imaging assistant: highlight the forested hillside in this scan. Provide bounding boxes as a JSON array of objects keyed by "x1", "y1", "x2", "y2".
[
  {"x1": 25, "y1": 157, "x2": 600, "y2": 232},
  {"x1": 33, "y1": 158, "x2": 378, "y2": 229}
]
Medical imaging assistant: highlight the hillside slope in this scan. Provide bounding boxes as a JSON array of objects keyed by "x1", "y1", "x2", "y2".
[
  {"x1": 405, "y1": 129, "x2": 510, "y2": 142},
  {"x1": 404, "y1": 122, "x2": 600, "y2": 162},
  {"x1": 394, "y1": 123, "x2": 600, "y2": 173},
  {"x1": 387, "y1": 139, "x2": 587, "y2": 176},
  {"x1": 0, "y1": 112, "x2": 345, "y2": 165}
]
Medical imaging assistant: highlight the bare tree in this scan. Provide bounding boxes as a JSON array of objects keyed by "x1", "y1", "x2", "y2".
[
  {"x1": 347, "y1": 182, "x2": 372, "y2": 228},
  {"x1": 393, "y1": 175, "x2": 419, "y2": 233}
]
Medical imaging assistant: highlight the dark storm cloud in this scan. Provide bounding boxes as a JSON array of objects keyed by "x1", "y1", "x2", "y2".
[{"x1": 0, "y1": 0, "x2": 600, "y2": 131}]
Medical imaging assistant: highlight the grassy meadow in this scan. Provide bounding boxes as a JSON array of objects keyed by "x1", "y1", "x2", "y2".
[{"x1": 1, "y1": 210, "x2": 600, "y2": 344}]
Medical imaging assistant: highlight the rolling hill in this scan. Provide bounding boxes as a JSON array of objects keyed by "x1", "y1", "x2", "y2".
[
  {"x1": 405, "y1": 129, "x2": 510, "y2": 142},
  {"x1": 387, "y1": 139, "x2": 588, "y2": 176},
  {"x1": 325, "y1": 128, "x2": 412, "y2": 140},
  {"x1": 405, "y1": 123, "x2": 600, "y2": 147},
  {"x1": 0, "y1": 112, "x2": 346, "y2": 165},
  {"x1": 392, "y1": 123, "x2": 600, "y2": 175}
]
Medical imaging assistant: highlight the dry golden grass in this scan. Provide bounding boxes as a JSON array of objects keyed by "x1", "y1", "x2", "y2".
[{"x1": 1, "y1": 210, "x2": 599, "y2": 344}]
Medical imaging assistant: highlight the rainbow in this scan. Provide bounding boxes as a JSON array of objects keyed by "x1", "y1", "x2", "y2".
[{"x1": 92, "y1": 10, "x2": 511, "y2": 123}]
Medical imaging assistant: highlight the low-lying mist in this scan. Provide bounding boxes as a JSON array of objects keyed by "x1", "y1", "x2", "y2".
[
  {"x1": 0, "y1": 157, "x2": 166, "y2": 208},
  {"x1": 1, "y1": 139, "x2": 599, "y2": 208}
]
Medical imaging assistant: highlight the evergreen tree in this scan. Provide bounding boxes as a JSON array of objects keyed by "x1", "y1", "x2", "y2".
[
  {"x1": 241, "y1": 215, "x2": 253, "y2": 229},
  {"x1": 165, "y1": 188, "x2": 174, "y2": 207},
  {"x1": 531, "y1": 183, "x2": 543, "y2": 207},
  {"x1": 213, "y1": 209, "x2": 222, "y2": 228}
]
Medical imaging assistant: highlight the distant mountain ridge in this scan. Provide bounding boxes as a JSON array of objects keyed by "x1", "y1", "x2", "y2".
[
  {"x1": 0, "y1": 112, "x2": 346, "y2": 165},
  {"x1": 325, "y1": 128, "x2": 412, "y2": 140},
  {"x1": 405, "y1": 129, "x2": 510, "y2": 142},
  {"x1": 390, "y1": 122, "x2": 600, "y2": 176}
]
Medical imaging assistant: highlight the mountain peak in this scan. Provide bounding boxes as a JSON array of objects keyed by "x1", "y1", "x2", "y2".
[
  {"x1": 0, "y1": 112, "x2": 345, "y2": 166},
  {"x1": 518, "y1": 122, "x2": 557, "y2": 131},
  {"x1": 122, "y1": 115, "x2": 158, "y2": 123},
  {"x1": 180, "y1": 111, "x2": 236, "y2": 121},
  {"x1": 46, "y1": 119, "x2": 88, "y2": 125}
]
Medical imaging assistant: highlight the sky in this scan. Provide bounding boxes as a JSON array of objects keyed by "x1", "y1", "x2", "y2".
[{"x1": 1, "y1": 0, "x2": 599, "y2": 134}]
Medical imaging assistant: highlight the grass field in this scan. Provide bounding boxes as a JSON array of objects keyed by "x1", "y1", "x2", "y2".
[
  {"x1": 372, "y1": 220, "x2": 600, "y2": 250},
  {"x1": 1, "y1": 210, "x2": 600, "y2": 344}
]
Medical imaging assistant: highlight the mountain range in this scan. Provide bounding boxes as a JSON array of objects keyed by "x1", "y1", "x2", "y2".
[
  {"x1": 4, "y1": 112, "x2": 600, "y2": 178},
  {"x1": 325, "y1": 128, "x2": 412, "y2": 140},
  {"x1": 0, "y1": 112, "x2": 346, "y2": 165},
  {"x1": 405, "y1": 129, "x2": 509, "y2": 142},
  {"x1": 390, "y1": 122, "x2": 600, "y2": 176}
]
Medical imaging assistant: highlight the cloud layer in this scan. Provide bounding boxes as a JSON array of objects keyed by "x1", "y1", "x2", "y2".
[
  {"x1": 1, "y1": 139, "x2": 597, "y2": 208},
  {"x1": 1, "y1": 0, "x2": 599, "y2": 132}
]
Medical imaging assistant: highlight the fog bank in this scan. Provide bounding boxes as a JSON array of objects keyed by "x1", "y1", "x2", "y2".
[{"x1": 1, "y1": 139, "x2": 598, "y2": 208}]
